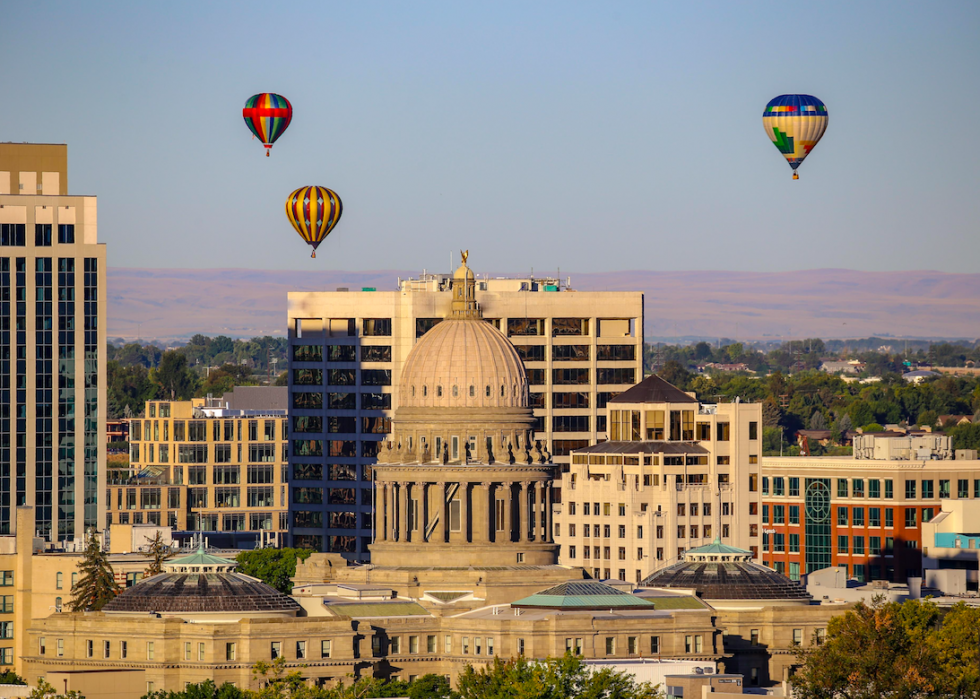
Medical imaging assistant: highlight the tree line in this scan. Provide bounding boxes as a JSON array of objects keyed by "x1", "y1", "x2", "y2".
[{"x1": 108, "y1": 335, "x2": 288, "y2": 419}]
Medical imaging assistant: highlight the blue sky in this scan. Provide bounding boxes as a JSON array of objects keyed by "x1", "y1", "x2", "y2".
[{"x1": 3, "y1": 1, "x2": 978, "y2": 273}]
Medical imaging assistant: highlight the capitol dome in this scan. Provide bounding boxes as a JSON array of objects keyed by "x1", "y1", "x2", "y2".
[{"x1": 398, "y1": 319, "x2": 528, "y2": 410}]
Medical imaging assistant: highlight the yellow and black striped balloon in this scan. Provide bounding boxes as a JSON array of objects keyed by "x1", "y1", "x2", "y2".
[{"x1": 285, "y1": 186, "x2": 343, "y2": 258}]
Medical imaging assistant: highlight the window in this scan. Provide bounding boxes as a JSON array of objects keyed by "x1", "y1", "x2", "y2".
[
  {"x1": 905, "y1": 480, "x2": 916, "y2": 499},
  {"x1": 852, "y1": 479, "x2": 865, "y2": 498},
  {"x1": 869, "y1": 479, "x2": 881, "y2": 498},
  {"x1": 58, "y1": 639, "x2": 65, "y2": 657},
  {"x1": 905, "y1": 508, "x2": 917, "y2": 528},
  {"x1": 56, "y1": 572, "x2": 63, "y2": 589},
  {"x1": 838, "y1": 535, "x2": 849, "y2": 554},
  {"x1": 793, "y1": 629, "x2": 803, "y2": 646},
  {"x1": 427, "y1": 636, "x2": 436, "y2": 654},
  {"x1": 296, "y1": 641, "x2": 307, "y2": 659},
  {"x1": 199, "y1": 642, "x2": 206, "y2": 661},
  {"x1": 362, "y1": 318, "x2": 391, "y2": 336},
  {"x1": 854, "y1": 536, "x2": 865, "y2": 555},
  {"x1": 87, "y1": 640, "x2": 94, "y2": 658},
  {"x1": 605, "y1": 637, "x2": 616, "y2": 655},
  {"x1": 870, "y1": 507, "x2": 881, "y2": 527},
  {"x1": 271, "y1": 642, "x2": 281, "y2": 659},
  {"x1": 185, "y1": 642, "x2": 192, "y2": 660},
  {"x1": 838, "y1": 479, "x2": 849, "y2": 498},
  {"x1": 750, "y1": 629, "x2": 759, "y2": 645},
  {"x1": 886, "y1": 509, "x2": 894, "y2": 527},
  {"x1": 773, "y1": 477, "x2": 784, "y2": 496},
  {"x1": 885, "y1": 479, "x2": 894, "y2": 499},
  {"x1": 853, "y1": 507, "x2": 865, "y2": 526},
  {"x1": 461, "y1": 637, "x2": 467, "y2": 655},
  {"x1": 790, "y1": 533, "x2": 800, "y2": 553},
  {"x1": 147, "y1": 642, "x2": 155, "y2": 660},
  {"x1": 789, "y1": 505, "x2": 800, "y2": 525},
  {"x1": 650, "y1": 636, "x2": 660, "y2": 654},
  {"x1": 227, "y1": 643, "x2": 236, "y2": 661},
  {"x1": 959, "y1": 479, "x2": 969, "y2": 498},
  {"x1": 922, "y1": 480, "x2": 934, "y2": 499},
  {"x1": 940, "y1": 480, "x2": 950, "y2": 499}
]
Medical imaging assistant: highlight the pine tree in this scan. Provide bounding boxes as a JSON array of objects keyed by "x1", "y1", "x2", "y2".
[
  {"x1": 69, "y1": 530, "x2": 121, "y2": 612},
  {"x1": 143, "y1": 531, "x2": 175, "y2": 577}
]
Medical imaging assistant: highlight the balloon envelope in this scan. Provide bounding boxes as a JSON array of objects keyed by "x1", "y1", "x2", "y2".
[
  {"x1": 285, "y1": 186, "x2": 343, "y2": 257},
  {"x1": 243, "y1": 93, "x2": 293, "y2": 154},
  {"x1": 762, "y1": 94, "x2": 828, "y2": 173}
]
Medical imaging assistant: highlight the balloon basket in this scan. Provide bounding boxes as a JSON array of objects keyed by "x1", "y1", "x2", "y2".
[
  {"x1": 311, "y1": 251, "x2": 316, "y2": 259},
  {"x1": 792, "y1": 172, "x2": 799, "y2": 180}
]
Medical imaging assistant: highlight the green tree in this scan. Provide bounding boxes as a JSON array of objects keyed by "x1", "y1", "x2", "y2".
[
  {"x1": 0, "y1": 670, "x2": 26, "y2": 685},
  {"x1": 808, "y1": 410, "x2": 828, "y2": 431},
  {"x1": 456, "y1": 654, "x2": 660, "y2": 699},
  {"x1": 143, "y1": 680, "x2": 247, "y2": 699},
  {"x1": 793, "y1": 597, "x2": 950, "y2": 699},
  {"x1": 235, "y1": 548, "x2": 312, "y2": 595},
  {"x1": 69, "y1": 530, "x2": 121, "y2": 612},
  {"x1": 107, "y1": 361, "x2": 158, "y2": 419},
  {"x1": 406, "y1": 675, "x2": 453, "y2": 699},
  {"x1": 143, "y1": 530, "x2": 175, "y2": 577},
  {"x1": 29, "y1": 677, "x2": 86, "y2": 699},
  {"x1": 153, "y1": 351, "x2": 197, "y2": 400},
  {"x1": 657, "y1": 360, "x2": 690, "y2": 391}
]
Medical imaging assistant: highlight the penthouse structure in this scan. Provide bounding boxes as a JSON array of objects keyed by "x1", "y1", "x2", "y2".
[
  {"x1": 554, "y1": 374, "x2": 764, "y2": 581},
  {"x1": 0, "y1": 143, "x2": 106, "y2": 541},
  {"x1": 287, "y1": 253, "x2": 643, "y2": 558}
]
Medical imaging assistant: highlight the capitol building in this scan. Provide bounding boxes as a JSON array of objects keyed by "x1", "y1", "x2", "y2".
[{"x1": 21, "y1": 255, "x2": 840, "y2": 697}]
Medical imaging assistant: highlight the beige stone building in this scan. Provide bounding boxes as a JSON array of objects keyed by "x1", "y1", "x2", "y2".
[
  {"x1": 118, "y1": 388, "x2": 289, "y2": 545},
  {"x1": 555, "y1": 375, "x2": 764, "y2": 581},
  {"x1": 0, "y1": 507, "x2": 152, "y2": 676},
  {"x1": 287, "y1": 254, "x2": 643, "y2": 559},
  {"x1": 0, "y1": 143, "x2": 107, "y2": 542}
]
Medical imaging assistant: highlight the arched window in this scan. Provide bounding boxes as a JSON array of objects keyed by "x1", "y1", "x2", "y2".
[
  {"x1": 423, "y1": 385, "x2": 427, "y2": 397},
  {"x1": 55, "y1": 597, "x2": 62, "y2": 612},
  {"x1": 411, "y1": 386, "x2": 416, "y2": 397},
  {"x1": 500, "y1": 385, "x2": 505, "y2": 397},
  {"x1": 452, "y1": 385, "x2": 458, "y2": 397},
  {"x1": 486, "y1": 385, "x2": 491, "y2": 397},
  {"x1": 437, "y1": 386, "x2": 443, "y2": 397},
  {"x1": 469, "y1": 385, "x2": 475, "y2": 397}
]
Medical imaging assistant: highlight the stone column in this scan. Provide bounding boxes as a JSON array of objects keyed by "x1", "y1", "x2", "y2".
[
  {"x1": 544, "y1": 483, "x2": 554, "y2": 543},
  {"x1": 519, "y1": 481, "x2": 530, "y2": 542},
  {"x1": 398, "y1": 481, "x2": 408, "y2": 542},
  {"x1": 438, "y1": 482, "x2": 448, "y2": 543},
  {"x1": 533, "y1": 482, "x2": 543, "y2": 541},
  {"x1": 460, "y1": 481, "x2": 469, "y2": 543},
  {"x1": 502, "y1": 483, "x2": 513, "y2": 543},
  {"x1": 417, "y1": 482, "x2": 427, "y2": 541},
  {"x1": 481, "y1": 482, "x2": 493, "y2": 542}
]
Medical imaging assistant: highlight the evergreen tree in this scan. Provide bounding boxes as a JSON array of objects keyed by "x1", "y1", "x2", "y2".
[
  {"x1": 144, "y1": 531, "x2": 175, "y2": 577},
  {"x1": 69, "y1": 530, "x2": 121, "y2": 612}
]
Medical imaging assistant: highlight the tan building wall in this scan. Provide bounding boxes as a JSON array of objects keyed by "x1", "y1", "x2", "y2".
[
  {"x1": 118, "y1": 399, "x2": 289, "y2": 540},
  {"x1": 556, "y1": 397, "x2": 764, "y2": 581},
  {"x1": 0, "y1": 144, "x2": 68, "y2": 196},
  {"x1": 0, "y1": 508, "x2": 151, "y2": 676},
  {"x1": 287, "y1": 272, "x2": 644, "y2": 559},
  {"x1": 0, "y1": 143, "x2": 106, "y2": 542}
]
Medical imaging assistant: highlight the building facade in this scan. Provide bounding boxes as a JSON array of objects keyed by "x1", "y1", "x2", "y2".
[
  {"x1": 119, "y1": 389, "x2": 289, "y2": 545},
  {"x1": 554, "y1": 375, "x2": 764, "y2": 582},
  {"x1": 763, "y1": 439, "x2": 980, "y2": 584},
  {"x1": 0, "y1": 143, "x2": 106, "y2": 541},
  {"x1": 287, "y1": 258, "x2": 643, "y2": 559}
]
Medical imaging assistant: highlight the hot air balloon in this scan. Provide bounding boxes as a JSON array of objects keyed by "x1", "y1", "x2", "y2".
[
  {"x1": 243, "y1": 93, "x2": 293, "y2": 156},
  {"x1": 285, "y1": 186, "x2": 343, "y2": 258},
  {"x1": 762, "y1": 94, "x2": 828, "y2": 179}
]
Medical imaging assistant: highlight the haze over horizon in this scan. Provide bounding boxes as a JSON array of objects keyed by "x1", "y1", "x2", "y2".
[{"x1": 4, "y1": 1, "x2": 979, "y2": 275}]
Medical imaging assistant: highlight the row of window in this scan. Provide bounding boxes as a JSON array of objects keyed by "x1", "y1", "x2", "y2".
[
  {"x1": 131, "y1": 443, "x2": 285, "y2": 465},
  {"x1": 0, "y1": 224, "x2": 74, "y2": 248},
  {"x1": 294, "y1": 391, "x2": 390, "y2": 411},
  {"x1": 131, "y1": 418, "x2": 285, "y2": 443}
]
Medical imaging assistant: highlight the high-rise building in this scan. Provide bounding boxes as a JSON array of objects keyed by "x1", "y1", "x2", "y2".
[
  {"x1": 554, "y1": 374, "x2": 763, "y2": 582},
  {"x1": 287, "y1": 257, "x2": 643, "y2": 559},
  {"x1": 117, "y1": 387, "x2": 290, "y2": 545},
  {"x1": 0, "y1": 144, "x2": 106, "y2": 540}
]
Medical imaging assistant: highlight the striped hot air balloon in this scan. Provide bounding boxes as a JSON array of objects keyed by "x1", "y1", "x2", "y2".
[
  {"x1": 243, "y1": 93, "x2": 293, "y2": 156},
  {"x1": 762, "y1": 95, "x2": 828, "y2": 179},
  {"x1": 285, "y1": 186, "x2": 343, "y2": 258}
]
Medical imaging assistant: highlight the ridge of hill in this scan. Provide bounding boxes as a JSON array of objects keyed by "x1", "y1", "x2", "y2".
[{"x1": 107, "y1": 268, "x2": 980, "y2": 342}]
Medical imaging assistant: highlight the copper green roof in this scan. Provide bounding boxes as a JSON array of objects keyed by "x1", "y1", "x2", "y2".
[
  {"x1": 512, "y1": 581, "x2": 657, "y2": 610},
  {"x1": 326, "y1": 601, "x2": 430, "y2": 618},
  {"x1": 687, "y1": 538, "x2": 752, "y2": 556},
  {"x1": 170, "y1": 546, "x2": 234, "y2": 569}
]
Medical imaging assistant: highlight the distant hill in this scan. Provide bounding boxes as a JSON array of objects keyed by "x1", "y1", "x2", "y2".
[{"x1": 107, "y1": 267, "x2": 980, "y2": 342}]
